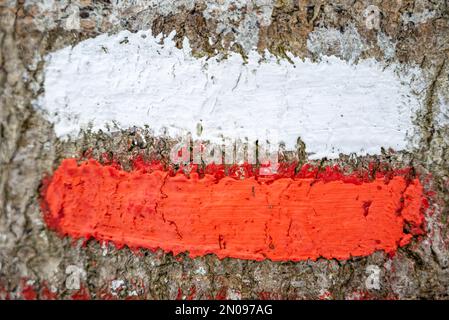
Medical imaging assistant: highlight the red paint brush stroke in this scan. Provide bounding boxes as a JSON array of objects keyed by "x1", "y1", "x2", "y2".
[{"x1": 41, "y1": 159, "x2": 425, "y2": 261}]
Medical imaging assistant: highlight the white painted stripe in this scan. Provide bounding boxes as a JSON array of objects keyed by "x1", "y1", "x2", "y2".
[{"x1": 38, "y1": 30, "x2": 421, "y2": 159}]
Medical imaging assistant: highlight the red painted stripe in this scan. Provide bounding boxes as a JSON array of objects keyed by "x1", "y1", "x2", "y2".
[{"x1": 41, "y1": 159, "x2": 425, "y2": 261}]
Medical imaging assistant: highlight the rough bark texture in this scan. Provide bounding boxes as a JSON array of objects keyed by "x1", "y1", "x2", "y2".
[{"x1": 1, "y1": 0, "x2": 449, "y2": 299}]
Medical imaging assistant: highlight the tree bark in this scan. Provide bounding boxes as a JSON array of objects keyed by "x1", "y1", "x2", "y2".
[{"x1": 1, "y1": 0, "x2": 449, "y2": 299}]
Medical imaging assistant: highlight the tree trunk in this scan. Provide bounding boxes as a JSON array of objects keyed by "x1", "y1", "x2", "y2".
[{"x1": 1, "y1": 0, "x2": 448, "y2": 299}]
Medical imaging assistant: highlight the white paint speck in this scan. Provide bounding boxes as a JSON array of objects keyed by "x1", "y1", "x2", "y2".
[
  {"x1": 111, "y1": 279, "x2": 125, "y2": 291},
  {"x1": 364, "y1": 5, "x2": 381, "y2": 30},
  {"x1": 227, "y1": 289, "x2": 242, "y2": 300},
  {"x1": 65, "y1": 265, "x2": 86, "y2": 290},
  {"x1": 195, "y1": 266, "x2": 207, "y2": 276},
  {"x1": 39, "y1": 30, "x2": 422, "y2": 159},
  {"x1": 128, "y1": 290, "x2": 138, "y2": 296},
  {"x1": 64, "y1": 5, "x2": 80, "y2": 31},
  {"x1": 101, "y1": 242, "x2": 108, "y2": 256},
  {"x1": 365, "y1": 265, "x2": 381, "y2": 290}
]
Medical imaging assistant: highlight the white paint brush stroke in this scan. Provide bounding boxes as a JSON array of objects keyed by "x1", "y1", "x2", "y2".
[{"x1": 38, "y1": 30, "x2": 421, "y2": 159}]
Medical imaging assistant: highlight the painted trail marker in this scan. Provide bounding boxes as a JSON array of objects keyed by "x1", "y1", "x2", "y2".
[
  {"x1": 39, "y1": 30, "x2": 421, "y2": 159},
  {"x1": 38, "y1": 31, "x2": 426, "y2": 261},
  {"x1": 42, "y1": 159, "x2": 425, "y2": 261}
]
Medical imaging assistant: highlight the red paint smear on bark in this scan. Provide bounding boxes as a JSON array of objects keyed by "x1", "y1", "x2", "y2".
[
  {"x1": 187, "y1": 286, "x2": 197, "y2": 300},
  {"x1": 318, "y1": 291, "x2": 333, "y2": 300},
  {"x1": 176, "y1": 288, "x2": 183, "y2": 300},
  {"x1": 40, "y1": 282, "x2": 58, "y2": 300},
  {"x1": 215, "y1": 287, "x2": 228, "y2": 300},
  {"x1": 21, "y1": 283, "x2": 37, "y2": 300},
  {"x1": 71, "y1": 285, "x2": 91, "y2": 300},
  {"x1": 0, "y1": 284, "x2": 11, "y2": 300},
  {"x1": 41, "y1": 159, "x2": 426, "y2": 261}
]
